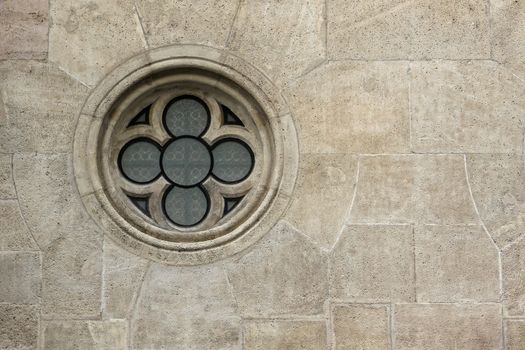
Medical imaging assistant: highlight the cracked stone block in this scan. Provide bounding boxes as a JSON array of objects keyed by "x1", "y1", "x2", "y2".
[
  {"x1": 466, "y1": 154, "x2": 525, "y2": 248},
  {"x1": 0, "y1": 252, "x2": 41, "y2": 304},
  {"x1": 0, "y1": 61, "x2": 88, "y2": 153},
  {"x1": 328, "y1": 0, "x2": 490, "y2": 60},
  {"x1": 350, "y1": 155, "x2": 478, "y2": 224},
  {"x1": 228, "y1": 0, "x2": 325, "y2": 86},
  {"x1": 330, "y1": 225, "x2": 415, "y2": 303},
  {"x1": 226, "y1": 221, "x2": 328, "y2": 317},
  {"x1": 410, "y1": 60, "x2": 525, "y2": 153},
  {"x1": 0, "y1": 154, "x2": 16, "y2": 199},
  {"x1": 243, "y1": 320, "x2": 326, "y2": 350},
  {"x1": 503, "y1": 237, "x2": 525, "y2": 316},
  {"x1": 0, "y1": 200, "x2": 38, "y2": 251},
  {"x1": 49, "y1": 0, "x2": 147, "y2": 86},
  {"x1": 286, "y1": 61, "x2": 409, "y2": 154},
  {"x1": 43, "y1": 320, "x2": 127, "y2": 350},
  {"x1": 132, "y1": 264, "x2": 241, "y2": 350},
  {"x1": 0, "y1": 304, "x2": 38, "y2": 350},
  {"x1": 136, "y1": 0, "x2": 239, "y2": 49},
  {"x1": 394, "y1": 303, "x2": 502, "y2": 350},
  {"x1": 505, "y1": 319, "x2": 525, "y2": 350},
  {"x1": 284, "y1": 154, "x2": 358, "y2": 249},
  {"x1": 415, "y1": 225, "x2": 500, "y2": 302},
  {"x1": 0, "y1": 0, "x2": 48, "y2": 59},
  {"x1": 333, "y1": 304, "x2": 390, "y2": 350}
]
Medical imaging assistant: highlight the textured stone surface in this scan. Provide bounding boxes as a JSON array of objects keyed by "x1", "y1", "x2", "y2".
[
  {"x1": 503, "y1": 237, "x2": 525, "y2": 316},
  {"x1": 330, "y1": 225, "x2": 415, "y2": 302},
  {"x1": 0, "y1": 200, "x2": 38, "y2": 251},
  {"x1": 333, "y1": 304, "x2": 390, "y2": 350},
  {"x1": 136, "y1": 0, "x2": 239, "y2": 49},
  {"x1": 505, "y1": 319, "x2": 525, "y2": 350},
  {"x1": 43, "y1": 320, "x2": 127, "y2": 350},
  {"x1": 227, "y1": 222, "x2": 328, "y2": 317},
  {"x1": 0, "y1": 0, "x2": 48, "y2": 59},
  {"x1": 244, "y1": 320, "x2": 326, "y2": 350},
  {"x1": 350, "y1": 155, "x2": 478, "y2": 224},
  {"x1": 49, "y1": 0, "x2": 147, "y2": 86},
  {"x1": 285, "y1": 154, "x2": 358, "y2": 249},
  {"x1": 0, "y1": 154, "x2": 16, "y2": 199},
  {"x1": 394, "y1": 304, "x2": 502, "y2": 350},
  {"x1": 228, "y1": 0, "x2": 325, "y2": 85},
  {"x1": 286, "y1": 61, "x2": 409, "y2": 154},
  {"x1": 0, "y1": 61, "x2": 88, "y2": 153},
  {"x1": 410, "y1": 60, "x2": 525, "y2": 153},
  {"x1": 328, "y1": 0, "x2": 490, "y2": 60},
  {"x1": 0, "y1": 304, "x2": 38, "y2": 350},
  {"x1": 132, "y1": 264, "x2": 241, "y2": 350},
  {"x1": 466, "y1": 154, "x2": 525, "y2": 248},
  {"x1": 0, "y1": 252, "x2": 40, "y2": 304},
  {"x1": 415, "y1": 225, "x2": 499, "y2": 302}
]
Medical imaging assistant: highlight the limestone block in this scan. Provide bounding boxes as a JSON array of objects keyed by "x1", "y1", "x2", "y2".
[
  {"x1": 0, "y1": 304, "x2": 38, "y2": 350},
  {"x1": 228, "y1": 0, "x2": 325, "y2": 86},
  {"x1": 286, "y1": 61, "x2": 410, "y2": 154},
  {"x1": 332, "y1": 304, "x2": 390, "y2": 350},
  {"x1": 0, "y1": 252, "x2": 41, "y2": 304},
  {"x1": 103, "y1": 238, "x2": 148, "y2": 319},
  {"x1": 284, "y1": 154, "x2": 357, "y2": 249},
  {"x1": 394, "y1": 304, "x2": 502, "y2": 350},
  {"x1": 0, "y1": 154, "x2": 16, "y2": 199},
  {"x1": 328, "y1": 0, "x2": 490, "y2": 60},
  {"x1": 0, "y1": 200, "x2": 38, "y2": 251},
  {"x1": 43, "y1": 320, "x2": 127, "y2": 350},
  {"x1": 136, "y1": 0, "x2": 239, "y2": 49},
  {"x1": 466, "y1": 154, "x2": 525, "y2": 248},
  {"x1": 415, "y1": 225, "x2": 499, "y2": 302},
  {"x1": 330, "y1": 225, "x2": 415, "y2": 302},
  {"x1": 505, "y1": 319, "x2": 525, "y2": 350},
  {"x1": 226, "y1": 221, "x2": 328, "y2": 317},
  {"x1": 0, "y1": 61, "x2": 88, "y2": 153},
  {"x1": 350, "y1": 155, "x2": 478, "y2": 224},
  {"x1": 132, "y1": 264, "x2": 241, "y2": 350},
  {"x1": 0, "y1": 0, "x2": 48, "y2": 59},
  {"x1": 49, "y1": 0, "x2": 147, "y2": 86},
  {"x1": 503, "y1": 237, "x2": 525, "y2": 316},
  {"x1": 410, "y1": 60, "x2": 525, "y2": 153},
  {"x1": 243, "y1": 320, "x2": 326, "y2": 350},
  {"x1": 492, "y1": 0, "x2": 525, "y2": 80}
]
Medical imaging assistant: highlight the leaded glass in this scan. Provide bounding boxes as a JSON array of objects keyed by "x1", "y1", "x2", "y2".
[
  {"x1": 164, "y1": 97, "x2": 209, "y2": 136},
  {"x1": 119, "y1": 140, "x2": 161, "y2": 183},
  {"x1": 164, "y1": 186, "x2": 208, "y2": 226},
  {"x1": 212, "y1": 140, "x2": 253, "y2": 183}
]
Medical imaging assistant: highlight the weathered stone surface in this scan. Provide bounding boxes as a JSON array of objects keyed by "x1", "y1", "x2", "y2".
[
  {"x1": 0, "y1": 154, "x2": 16, "y2": 199},
  {"x1": 0, "y1": 0, "x2": 48, "y2": 59},
  {"x1": 328, "y1": 0, "x2": 490, "y2": 60},
  {"x1": 333, "y1": 304, "x2": 390, "y2": 350},
  {"x1": 394, "y1": 304, "x2": 502, "y2": 350},
  {"x1": 503, "y1": 237, "x2": 525, "y2": 316},
  {"x1": 286, "y1": 61, "x2": 409, "y2": 154},
  {"x1": 228, "y1": 0, "x2": 325, "y2": 86},
  {"x1": 43, "y1": 320, "x2": 127, "y2": 350},
  {"x1": 226, "y1": 222, "x2": 328, "y2": 317},
  {"x1": 136, "y1": 0, "x2": 239, "y2": 49},
  {"x1": 49, "y1": 0, "x2": 147, "y2": 86},
  {"x1": 103, "y1": 238, "x2": 148, "y2": 319},
  {"x1": 410, "y1": 60, "x2": 525, "y2": 153},
  {"x1": 0, "y1": 252, "x2": 40, "y2": 304},
  {"x1": 0, "y1": 304, "x2": 38, "y2": 350},
  {"x1": 244, "y1": 320, "x2": 326, "y2": 350},
  {"x1": 0, "y1": 200, "x2": 38, "y2": 251},
  {"x1": 466, "y1": 154, "x2": 525, "y2": 248},
  {"x1": 492, "y1": 0, "x2": 525, "y2": 80},
  {"x1": 0, "y1": 61, "x2": 88, "y2": 153},
  {"x1": 505, "y1": 319, "x2": 525, "y2": 350},
  {"x1": 350, "y1": 155, "x2": 478, "y2": 224},
  {"x1": 132, "y1": 264, "x2": 241, "y2": 350},
  {"x1": 285, "y1": 154, "x2": 357, "y2": 249},
  {"x1": 331, "y1": 225, "x2": 415, "y2": 302},
  {"x1": 415, "y1": 225, "x2": 499, "y2": 302}
]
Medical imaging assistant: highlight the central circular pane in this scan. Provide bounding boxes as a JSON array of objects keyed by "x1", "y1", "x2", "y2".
[{"x1": 161, "y1": 137, "x2": 212, "y2": 186}]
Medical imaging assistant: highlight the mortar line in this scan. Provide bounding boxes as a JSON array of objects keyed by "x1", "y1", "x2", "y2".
[
  {"x1": 408, "y1": 62, "x2": 413, "y2": 152},
  {"x1": 133, "y1": 1, "x2": 149, "y2": 50},
  {"x1": 128, "y1": 261, "x2": 151, "y2": 350},
  {"x1": 389, "y1": 304, "x2": 395, "y2": 350},
  {"x1": 225, "y1": 0, "x2": 243, "y2": 48}
]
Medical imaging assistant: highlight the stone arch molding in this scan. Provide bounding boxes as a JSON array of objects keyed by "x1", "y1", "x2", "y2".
[{"x1": 73, "y1": 45, "x2": 298, "y2": 265}]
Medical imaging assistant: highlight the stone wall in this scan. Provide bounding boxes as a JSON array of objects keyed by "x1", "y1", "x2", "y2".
[{"x1": 1, "y1": 0, "x2": 525, "y2": 349}]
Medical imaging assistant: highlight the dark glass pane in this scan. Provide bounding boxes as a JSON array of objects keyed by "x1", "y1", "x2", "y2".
[
  {"x1": 162, "y1": 137, "x2": 211, "y2": 186},
  {"x1": 128, "y1": 195, "x2": 150, "y2": 217},
  {"x1": 119, "y1": 140, "x2": 161, "y2": 183},
  {"x1": 224, "y1": 196, "x2": 243, "y2": 216},
  {"x1": 222, "y1": 105, "x2": 244, "y2": 126},
  {"x1": 164, "y1": 97, "x2": 209, "y2": 136},
  {"x1": 127, "y1": 105, "x2": 150, "y2": 127},
  {"x1": 212, "y1": 140, "x2": 253, "y2": 183},
  {"x1": 164, "y1": 186, "x2": 208, "y2": 226}
]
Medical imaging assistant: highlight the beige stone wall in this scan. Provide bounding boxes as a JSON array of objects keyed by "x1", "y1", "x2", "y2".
[{"x1": 1, "y1": 0, "x2": 525, "y2": 349}]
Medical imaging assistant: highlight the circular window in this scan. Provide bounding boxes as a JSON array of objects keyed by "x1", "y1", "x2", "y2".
[{"x1": 74, "y1": 46, "x2": 298, "y2": 265}]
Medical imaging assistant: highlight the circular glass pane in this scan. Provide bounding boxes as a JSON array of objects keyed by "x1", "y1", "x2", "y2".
[
  {"x1": 119, "y1": 140, "x2": 161, "y2": 183},
  {"x1": 212, "y1": 140, "x2": 253, "y2": 183},
  {"x1": 162, "y1": 137, "x2": 212, "y2": 186},
  {"x1": 164, "y1": 186, "x2": 208, "y2": 226},
  {"x1": 164, "y1": 97, "x2": 209, "y2": 136}
]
